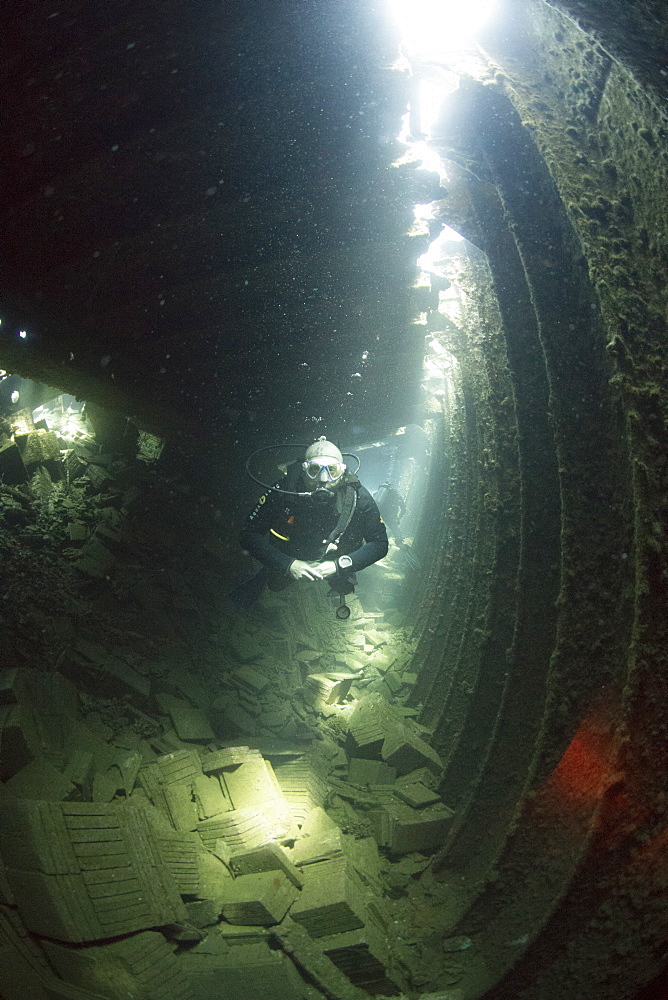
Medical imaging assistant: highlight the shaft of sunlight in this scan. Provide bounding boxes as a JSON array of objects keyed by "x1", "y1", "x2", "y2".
[{"x1": 388, "y1": 0, "x2": 496, "y2": 57}]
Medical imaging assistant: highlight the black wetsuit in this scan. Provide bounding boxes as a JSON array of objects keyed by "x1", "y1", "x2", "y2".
[{"x1": 235, "y1": 461, "x2": 388, "y2": 605}]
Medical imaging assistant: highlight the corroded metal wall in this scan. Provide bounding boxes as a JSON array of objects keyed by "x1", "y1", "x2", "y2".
[{"x1": 407, "y1": 3, "x2": 667, "y2": 996}]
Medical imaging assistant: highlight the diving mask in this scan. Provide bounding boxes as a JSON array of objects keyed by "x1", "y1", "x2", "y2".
[{"x1": 303, "y1": 460, "x2": 346, "y2": 482}]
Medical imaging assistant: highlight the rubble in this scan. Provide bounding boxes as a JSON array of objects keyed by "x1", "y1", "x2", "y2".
[
  {"x1": 0, "y1": 799, "x2": 187, "y2": 942},
  {"x1": 155, "y1": 691, "x2": 216, "y2": 742},
  {"x1": 42, "y1": 930, "x2": 193, "y2": 1000},
  {"x1": 290, "y1": 806, "x2": 344, "y2": 866},
  {"x1": 221, "y1": 870, "x2": 299, "y2": 925},
  {"x1": 228, "y1": 841, "x2": 304, "y2": 887},
  {"x1": 290, "y1": 861, "x2": 369, "y2": 937},
  {"x1": 0, "y1": 419, "x2": 457, "y2": 998},
  {"x1": 180, "y1": 936, "x2": 310, "y2": 1000},
  {"x1": 321, "y1": 925, "x2": 405, "y2": 996}
]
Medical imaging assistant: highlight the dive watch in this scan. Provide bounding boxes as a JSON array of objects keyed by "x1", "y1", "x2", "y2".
[{"x1": 337, "y1": 554, "x2": 353, "y2": 570}]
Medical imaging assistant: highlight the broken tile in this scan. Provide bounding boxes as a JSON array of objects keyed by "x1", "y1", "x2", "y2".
[
  {"x1": 394, "y1": 781, "x2": 442, "y2": 809},
  {"x1": 290, "y1": 864, "x2": 367, "y2": 938},
  {"x1": 194, "y1": 773, "x2": 231, "y2": 819},
  {"x1": 303, "y1": 672, "x2": 356, "y2": 707},
  {"x1": 221, "y1": 871, "x2": 298, "y2": 925},
  {"x1": 4, "y1": 756, "x2": 76, "y2": 802},
  {"x1": 233, "y1": 666, "x2": 271, "y2": 694},
  {"x1": 381, "y1": 728, "x2": 444, "y2": 776},
  {"x1": 0, "y1": 669, "x2": 24, "y2": 706},
  {"x1": 229, "y1": 842, "x2": 303, "y2": 888},
  {"x1": 320, "y1": 924, "x2": 403, "y2": 995},
  {"x1": 42, "y1": 929, "x2": 193, "y2": 997},
  {"x1": 186, "y1": 898, "x2": 221, "y2": 928},
  {"x1": 202, "y1": 746, "x2": 263, "y2": 773},
  {"x1": 155, "y1": 692, "x2": 215, "y2": 742},
  {"x1": 0, "y1": 799, "x2": 187, "y2": 942},
  {"x1": 180, "y1": 938, "x2": 309, "y2": 1000},
  {"x1": 348, "y1": 758, "x2": 397, "y2": 787},
  {"x1": 199, "y1": 807, "x2": 280, "y2": 854}
]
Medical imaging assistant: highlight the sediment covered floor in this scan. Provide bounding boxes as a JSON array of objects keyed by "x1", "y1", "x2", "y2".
[{"x1": 0, "y1": 436, "x2": 471, "y2": 1000}]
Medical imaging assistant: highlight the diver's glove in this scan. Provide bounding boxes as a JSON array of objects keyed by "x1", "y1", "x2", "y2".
[{"x1": 288, "y1": 559, "x2": 324, "y2": 581}]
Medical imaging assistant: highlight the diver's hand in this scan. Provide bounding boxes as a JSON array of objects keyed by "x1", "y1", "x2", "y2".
[
  {"x1": 317, "y1": 560, "x2": 337, "y2": 579},
  {"x1": 288, "y1": 559, "x2": 323, "y2": 581}
]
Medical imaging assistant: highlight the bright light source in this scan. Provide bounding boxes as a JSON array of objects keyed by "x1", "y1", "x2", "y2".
[
  {"x1": 395, "y1": 139, "x2": 449, "y2": 182},
  {"x1": 418, "y1": 224, "x2": 465, "y2": 276},
  {"x1": 418, "y1": 71, "x2": 459, "y2": 135},
  {"x1": 414, "y1": 203, "x2": 435, "y2": 222},
  {"x1": 389, "y1": 0, "x2": 496, "y2": 56},
  {"x1": 441, "y1": 225, "x2": 464, "y2": 242},
  {"x1": 18, "y1": 330, "x2": 27, "y2": 339}
]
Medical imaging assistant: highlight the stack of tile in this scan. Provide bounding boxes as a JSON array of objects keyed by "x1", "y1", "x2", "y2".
[
  {"x1": 290, "y1": 806, "x2": 344, "y2": 866},
  {"x1": 156, "y1": 749, "x2": 203, "y2": 785},
  {"x1": 394, "y1": 779, "x2": 442, "y2": 808},
  {"x1": 227, "y1": 842, "x2": 303, "y2": 887},
  {"x1": 345, "y1": 694, "x2": 445, "y2": 782},
  {"x1": 0, "y1": 799, "x2": 186, "y2": 942},
  {"x1": 221, "y1": 871, "x2": 299, "y2": 925},
  {"x1": 221, "y1": 755, "x2": 290, "y2": 835},
  {"x1": 302, "y1": 672, "x2": 357, "y2": 708},
  {"x1": 381, "y1": 728, "x2": 444, "y2": 776},
  {"x1": 274, "y1": 757, "x2": 329, "y2": 827},
  {"x1": 138, "y1": 750, "x2": 203, "y2": 832},
  {"x1": 197, "y1": 808, "x2": 278, "y2": 854},
  {"x1": 345, "y1": 696, "x2": 389, "y2": 759},
  {"x1": 193, "y1": 773, "x2": 231, "y2": 820},
  {"x1": 368, "y1": 799, "x2": 454, "y2": 854},
  {"x1": 290, "y1": 860, "x2": 368, "y2": 938},
  {"x1": 347, "y1": 758, "x2": 397, "y2": 786},
  {"x1": 42, "y1": 929, "x2": 194, "y2": 1000},
  {"x1": 321, "y1": 925, "x2": 404, "y2": 997},
  {"x1": 155, "y1": 830, "x2": 201, "y2": 896},
  {"x1": 180, "y1": 938, "x2": 308, "y2": 1000}
]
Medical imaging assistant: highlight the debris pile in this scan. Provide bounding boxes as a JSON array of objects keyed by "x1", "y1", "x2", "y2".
[
  {"x1": 0, "y1": 416, "x2": 470, "y2": 998},
  {"x1": 0, "y1": 650, "x2": 461, "y2": 998}
]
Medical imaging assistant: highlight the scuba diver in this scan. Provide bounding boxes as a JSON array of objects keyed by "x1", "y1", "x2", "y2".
[
  {"x1": 234, "y1": 437, "x2": 388, "y2": 616},
  {"x1": 373, "y1": 481, "x2": 420, "y2": 572},
  {"x1": 373, "y1": 483, "x2": 406, "y2": 545}
]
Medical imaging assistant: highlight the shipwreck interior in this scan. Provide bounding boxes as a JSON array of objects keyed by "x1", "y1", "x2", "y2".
[{"x1": 0, "y1": 1, "x2": 666, "y2": 999}]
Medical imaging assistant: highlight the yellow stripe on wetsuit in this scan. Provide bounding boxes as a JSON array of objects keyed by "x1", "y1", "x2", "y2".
[{"x1": 270, "y1": 528, "x2": 290, "y2": 541}]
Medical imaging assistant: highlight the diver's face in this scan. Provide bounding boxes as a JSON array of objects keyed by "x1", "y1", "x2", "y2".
[{"x1": 302, "y1": 457, "x2": 346, "y2": 490}]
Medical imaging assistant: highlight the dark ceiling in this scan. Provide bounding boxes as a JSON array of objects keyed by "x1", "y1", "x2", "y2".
[{"x1": 1, "y1": 0, "x2": 438, "y2": 444}]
